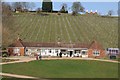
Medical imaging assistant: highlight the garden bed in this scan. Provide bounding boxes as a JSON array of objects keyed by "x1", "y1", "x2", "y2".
[{"x1": 1, "y1": 59, "x2": 19, "y2": 63}]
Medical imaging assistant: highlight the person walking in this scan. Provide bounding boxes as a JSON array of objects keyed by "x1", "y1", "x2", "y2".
[
  {"x1": 39, "y1": 53, "x2": 42, "y2": 60},
  {"x1": 59, "y1": 52, "x2": 62, "y2": 58},
  {"x1": 36, "y1": 54, "x2": 38, "y2": 60}
]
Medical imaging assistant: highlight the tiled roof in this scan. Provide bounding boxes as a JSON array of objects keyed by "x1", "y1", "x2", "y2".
[
  {"x1": 8, "y1": 39, "x2": 103, "y2": 49},
  {"x1": 21, "y1": 42, "x2": 89, "y2": 48},
  {"x1": 89, "y1": 40, "x2": 103, "y2": 50},
  {"x1": 8, "y1": 39, "x2": 24, "y2": 47},
  {"x1": 22, "y1": 42, "x2": 59, "y2": 47}
]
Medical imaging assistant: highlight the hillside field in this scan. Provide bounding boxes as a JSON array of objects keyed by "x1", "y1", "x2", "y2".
[{"x1": 3, "y1": 13, "x2": 118, "y2": 48}]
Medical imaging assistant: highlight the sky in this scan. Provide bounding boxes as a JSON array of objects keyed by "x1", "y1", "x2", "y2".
[
  {"x1": 52, "y1": 2, "x2": 118, "y2": 15},
  {"x1": 2, "y1": 0, "x2": 119, "y2": 16},
  {"x1": 2, "y1": 0, "x2": 119, "y2": 2}
]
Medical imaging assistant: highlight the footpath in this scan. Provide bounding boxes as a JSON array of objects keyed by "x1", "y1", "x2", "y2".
[
  {"x1": 0, "y1": 56, "x2": 119, "y2": 65},
  {"x1": 0, "y1": 73, "x2": 39, "y2": 79}
]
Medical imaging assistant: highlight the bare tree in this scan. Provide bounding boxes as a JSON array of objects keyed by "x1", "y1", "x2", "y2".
[
  {"x1": 12, "y1": 2, "x2": 22, "y2": 11},
  {"x1": 108, "y1": 10, "x2": 114, "y2": 16},
  {"x1": 29, "y1": 2, "x2": 35, "y2": 11},
  {"x1": 2, "y1": 2, "x2": 12, "y2": 16},
  {"x1": 60, "y1": 3, "x2": 67, "y2": 13},
  {"x1": 21, "y1": 2, "x2": 29, "y2": 9},
  {"x1": 11, "y1": 2, "x2": 35, "y2": 11},
  {"x1": 117, "y1": 9, "x2": 120, "y2": 16},
  {"x1": 71, "y1": 2, "x2": 84, "y2": 15},
  {"x1": 36, "y1": 8, "x2": 42, "y2": 13}
]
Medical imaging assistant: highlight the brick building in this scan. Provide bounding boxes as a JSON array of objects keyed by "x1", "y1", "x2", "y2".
[{"x1": 8, "y1": 38, "x2": 106, "y2": 58}]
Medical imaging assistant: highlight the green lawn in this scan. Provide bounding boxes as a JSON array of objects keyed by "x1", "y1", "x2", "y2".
[{"x1": 2, "y1": 60, "x2": 118, "y2": 78}]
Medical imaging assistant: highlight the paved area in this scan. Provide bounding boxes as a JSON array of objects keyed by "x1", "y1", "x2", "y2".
[{"x1": 0, "y1": 56, "x2": 36, "y2": 65}]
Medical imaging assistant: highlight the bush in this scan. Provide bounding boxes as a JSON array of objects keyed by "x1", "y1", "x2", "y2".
[
  {"x1": 2, "y1": 52, "x2": 9, "y2": 57},
  {"x1": 72, "y1": 11, "x2": 77, "y2": 16},
  {"x1": 57, "y1": 12, "x2": 61, "y2": 15}
]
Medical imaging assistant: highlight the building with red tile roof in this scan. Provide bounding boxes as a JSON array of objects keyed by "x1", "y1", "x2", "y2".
[{"x1": 8, "y1": 38, "x2": 106, "y2": 58}]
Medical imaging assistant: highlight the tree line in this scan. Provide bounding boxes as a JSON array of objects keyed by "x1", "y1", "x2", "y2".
[
  {"x1": 2, "y1": 1, "x2": 116, "y2": 16},
  {"x1": 2, "y1": 1, "x2": 85, "y2": 15}
]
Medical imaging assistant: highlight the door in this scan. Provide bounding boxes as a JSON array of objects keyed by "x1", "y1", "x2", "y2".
[
  {"x1": 70, "y1": 51, "x2": 73, "y2": 57},
  {"x1": 81, "y1": 50, "x2": 88, "y2": 58}
]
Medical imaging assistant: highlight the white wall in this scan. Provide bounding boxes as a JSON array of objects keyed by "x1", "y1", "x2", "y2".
[
  {"x1": 13, "y1": 47, "x2": 20, "y2": 56},
  {"x1": 25, "y1": 47, "x2": 61, "y2": 56},
  {"x1": 40, "y1": 49, "x2": 60, "y2": 56},
  {"x1": 25, "y1": 47, "x2": 89, "y2": 57}
]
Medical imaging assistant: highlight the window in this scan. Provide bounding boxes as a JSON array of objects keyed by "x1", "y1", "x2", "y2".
[
  {"x1": 112, "y1": 50, "x2": 115, "y2": 53},
  {"x1": 37, "y1": 49, "x2": 41, "y2": 51},
  {"x1": 49, "y1": 49, "x2": 51, "y2": 53},
  {"x1": 26, "y1": 49, "x2": 28, "y2": 52},
  {"x1": 61, "y1": 49, "x2": 66, "y2": 52},
  {"x1": 14, "y1": 48, "x2": 20, "y2": 53},
  {"x1": 82, "y1": 51, "x2": 86, "y2": 55},
  {"x1": 109, "y1": 49, "x2": 112, "y2": 53},
  {"x1": 41, "y1": 49, "x2": 45, "y2": 53},
  {"x1": 93, "y1": 50, "x2": 100, "y2": 56},
  {"x1": 81, "y1": 50, "x2": 88, "y2": 55},
  {"x1": 55, "y1": 49, "x2": 58, "y2": 53},
  {"x1": 75, "y1": 50, "x2": 80, "y2": 53},
  {"x1": 116, "y1": 50, "x2": 118, "y2": 53}
]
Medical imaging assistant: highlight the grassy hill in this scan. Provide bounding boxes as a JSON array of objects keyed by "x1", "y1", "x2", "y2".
[{"x1": 3, "y1": 13, "x2": 118, "y2": 48}]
